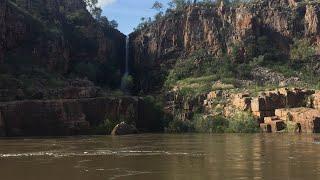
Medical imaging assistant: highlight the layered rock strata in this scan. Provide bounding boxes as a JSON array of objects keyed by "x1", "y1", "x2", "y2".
[
  {"x1": 0, "y1": 97, "x2": 159, "y2": 136},
  {"x1": 130, "y1": 0, "x2": 320, "y2": 92}
]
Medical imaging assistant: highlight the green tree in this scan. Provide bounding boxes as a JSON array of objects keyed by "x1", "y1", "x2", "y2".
[
  {"x1": 152, "y1": 1, "x2": 164, "y2": 11},
  {"x1": 84, "y1": 0, "x2": 102, "y2": 19},
  {"x1": 290, "y1": 39, "x2": 315, "y2": 62},
  {"x1": 109, "y1": 20, "x2": 118, "y2": 28},
  {"x1": 170, "y1": 0, "x2": 187, "y2": 10}
]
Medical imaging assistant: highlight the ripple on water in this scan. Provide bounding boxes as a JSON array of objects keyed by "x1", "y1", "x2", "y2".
[{"x1": 0, "y1": 150, "x2": 206, "y2": 158}]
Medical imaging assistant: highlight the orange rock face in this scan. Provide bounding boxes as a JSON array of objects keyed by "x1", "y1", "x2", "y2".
[
  {"x1": 312, "y1": 91, "x2": 320, "y2": 110},
  {"x1": 275, "y1": 108, "x2": 320, "y2": 133},
  {"x1": 263, "y1": 116, "x2": 286, "y2": 132},
  {"x1": 232, "y1": 93, "x2": 251, "y2": 111},
  {"x1": 305, "y1": 4, "x2": 319, "y2": 36},
  {"x1": 251, "y1": 88, "x2": 313, "y2": 120},
  {"x1": 131, "y1": 1, "x2": 320, "y2": 92}
]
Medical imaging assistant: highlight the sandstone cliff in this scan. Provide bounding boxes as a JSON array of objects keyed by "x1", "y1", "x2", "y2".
[
  {"x1": 130, "y1": 0, "x2": 320, "y2": 92},
  {"x1": 0, "y1": 0, "x2": 125, "y2": 73},
  {"x1": 0, "y1": 0, "x2": 165, "y2": 137},
  {"x1": 0, "y1": 96, "x2": 162, "y2": 136}
]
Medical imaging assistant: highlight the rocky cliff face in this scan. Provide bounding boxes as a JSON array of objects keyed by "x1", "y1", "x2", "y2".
[
  {"x1": 130, "y1": 0, "x2": 320, "y2": 92},
  {"x1": 0, "y1": 0, "x2": 165, "y2": 137},
  {"x1": 0, "y1": 96, "x2": 161, "y2": 136},
  {"x1": 0, "y1": 0, "x2": 125, "y2": 73}
]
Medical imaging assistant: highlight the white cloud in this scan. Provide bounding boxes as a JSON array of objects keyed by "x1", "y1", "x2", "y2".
[{"x1": 98, "y1": 0, "x2": 117, "y2": 7}]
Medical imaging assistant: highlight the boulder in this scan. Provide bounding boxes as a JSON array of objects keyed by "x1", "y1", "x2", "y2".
[{"x1": 111, "y1": 122, "x2": 138, "y2": 136}]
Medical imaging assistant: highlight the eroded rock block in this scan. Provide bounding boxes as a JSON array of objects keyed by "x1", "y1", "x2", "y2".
[
  {"x1": 275, "y1": 108, "x2": 320, "y2": 133},
  {"x1": 270, "y1": 120, "x2": 286, "y2": 132},
  {"x1": 312, "y1": 91, "x2": 320, "y2": 110},
  {"x1": 260, "y1": 123, "x2": 272, "y2": 133},
  {"x1": 232, "y1": 93, "x2": 252, "y2": 111},
  {"x1": 263, "y1": 116, "x2": 285, "y2": 132},
  {"x1": 252, "y1": 111, "x2": 275, "y2": 119}
]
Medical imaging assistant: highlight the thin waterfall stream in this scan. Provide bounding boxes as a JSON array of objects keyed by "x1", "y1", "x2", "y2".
[{"x1": 121, "y1": 36, "x2": 131, "y2": 92}]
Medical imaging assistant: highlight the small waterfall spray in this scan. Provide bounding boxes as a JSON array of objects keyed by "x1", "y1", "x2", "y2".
[{"x1": 121, "y1": 36, "x2": 131, "y2": 92}]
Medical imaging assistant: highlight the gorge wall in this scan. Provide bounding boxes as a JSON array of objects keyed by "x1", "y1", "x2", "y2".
[
  {"x1": 0, "y1": 97, "x2": 162, "y2": 136},
  {"x1": 0, "y1": 0, "x2": 154, "y2": 137},
  {"x1": 0, "y1": 0, "x2": 125, "y2": 73},
  {"x1": 130, "y1": 0, "x2": 320, "y2": 92}
]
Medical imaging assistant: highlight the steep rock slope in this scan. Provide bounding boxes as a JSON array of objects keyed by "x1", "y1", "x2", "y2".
[
  {"x1": 0, "y1": 0, "x2": 164, "y2": 137},
  {"x1": 0, "y1": 97, "x2": 162, "y2": 136},
  {"x1": 0, "y1": 0, "x2": 125, "y2": 73},
  {"x1": 130, "y1": 0, "x2": 320, "y2": 92}
]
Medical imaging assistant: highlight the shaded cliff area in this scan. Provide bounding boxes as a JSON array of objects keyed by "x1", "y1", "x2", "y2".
[
  {"x1": 0, "y1": 97, "x2": 163, "y2": 136},
  {"x1": 1, "y1": 0, "x2": 125, "y2": 96},
  {"x1": 0, "y1": 0, "x2": 163, "y2": 136}
]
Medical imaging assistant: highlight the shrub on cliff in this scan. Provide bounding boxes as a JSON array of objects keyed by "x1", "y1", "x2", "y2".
[
  {"x1": 193, "y1": 114, "x2": 229, "y2": 133},
  {"x1": 142, "y1": 95, "x2": 166, "y2": 131},
  {"x1": 166, "y1": 120, "x2": 194, "y2": 133},
  {"x1": 227, "y1": 111, "x2": 259, "y2": 133},
  {"x1": 290, "y1": 39, "x2": 315, "y2": 62},
  {"x1": 73, "y1": 62, "x2": 98, "y2": 82},
  {"x1": 121, "y1": 74, "x2": 134, "y2": 91},
  {"x1": 165, "y1": 50, "x2": 235, "y2": 88}
]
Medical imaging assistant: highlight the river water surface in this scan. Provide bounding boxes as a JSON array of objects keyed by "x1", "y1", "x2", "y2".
[{"x1": 1, "y1": 134, "x2": 320, "y2": 180}]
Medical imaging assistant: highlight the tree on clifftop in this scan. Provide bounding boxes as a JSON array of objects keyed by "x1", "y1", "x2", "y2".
[
  {"x1": 169, "y1": 0, "x2": 187, "y2": 10},
  {"x1": 152, "y1": 1, "x2": 164, "y2": 20},
  {"x1": 152, "y1": 1, "x2": 164, "y2": 11},
  {"x1": 84, "y1": 0, "x2": 102, "y2": 19}
]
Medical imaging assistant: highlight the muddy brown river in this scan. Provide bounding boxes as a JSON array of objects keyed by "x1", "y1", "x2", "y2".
[{"x1": 1, "y1": 134, "x2": 320, "y2": 180}]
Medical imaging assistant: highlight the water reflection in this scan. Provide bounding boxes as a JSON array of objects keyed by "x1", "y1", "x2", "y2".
[{"x1": 0, "y1": 134, "x2": 320, "y2": 180}]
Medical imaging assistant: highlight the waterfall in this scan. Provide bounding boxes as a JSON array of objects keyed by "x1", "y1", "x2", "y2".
[
  {"x1": 121, "y1": 36, "x2": 130, "y2": 92},
  {"x1": 125, "y1": 36, "x2": 129, "y2": 75}
]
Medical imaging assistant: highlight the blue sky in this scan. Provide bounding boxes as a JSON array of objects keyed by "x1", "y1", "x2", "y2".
[{"x1": 100, "y1": 0, "x2": 170, "y2": 35}]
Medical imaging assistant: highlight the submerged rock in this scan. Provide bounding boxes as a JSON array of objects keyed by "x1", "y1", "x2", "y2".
[{"x1": 111, "y1": 122, "x2": 138, "y2": 136}]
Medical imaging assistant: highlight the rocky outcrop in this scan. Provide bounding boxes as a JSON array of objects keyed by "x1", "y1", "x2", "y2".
[
  {"x1": 130, "y1": 0, "x2": 320, "y2": 92},
  {"x1": 311, "y1": 91, "x2": 320, "y2": 110},
  {"x1": 305, "y1": 4, "x2": 320, "y2": 36},
  {"x1": 251, "y1": 67, "x2": 301, "y2": 86},
  {"x1": 200, "y1": 87, "x2": 320, "y2": 133},
  {"x1": 275, "y1": 108, "x2": 320, "y2": 133},
  {"x1": 250, "y1": 88, "x2": 314, "y2": 120},
  {"x1": 0, "y1": 0, "x2": 125, "y2": 73},
  {"x1": 111, "y1": 122, "x2": 138, "y2": 135},
  {"x1": 0, "y1": 78, "x2": 104, "y2": 102},
  {"x1": 165, "y1": 91, "x2": 206, "y2": 121},
  {"x1": 0, "y1": 96, "x2": 160, "y2": 136}
]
